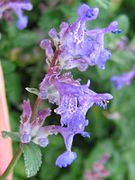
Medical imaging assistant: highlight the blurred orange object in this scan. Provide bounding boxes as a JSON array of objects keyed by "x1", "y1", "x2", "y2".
[{"x1": 0, "y1": 63, "x2": 12, "y2": 180}]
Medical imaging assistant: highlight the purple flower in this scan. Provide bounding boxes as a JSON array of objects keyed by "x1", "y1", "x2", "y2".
[
  {"x1": 84, "y1": 154, "x2": 110, "y2": 180},
  {"x1": 17, "y1": 3, "x2": 117, "y2": 169},
  {"x1": 40, "y1": 4, "x2": 120, "y2": 71},
  {"x1": 0, "y1": 0, "x2": 32, "y2": 29},
  {"x1": 20, "y1": 99, "x2": 51, "y2": 145},
  {"x1": 32, "y1": 125, "x2": 56, "y2": 147},
  {"x1": 111, "y1": 67, "x2": 135, "y2": 89},
  {"x1": 33, "y1": 125, "x2": 77, "y2": 167},
  {"x1": 39, "y1": 67, "x2": 60, "y2": 103},
  {"x1": 39, "y1": 72, "x2": 113, "y2": 133},
  {"x1": 20, "y1": 99, "x2": 32, "y2": 143},
  {"x1": 55, "y1": 90, "x2": 112, "y2": 132}
]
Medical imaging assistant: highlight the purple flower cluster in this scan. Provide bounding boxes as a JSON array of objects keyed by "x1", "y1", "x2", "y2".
[
  {"x1": 0, "y1": 0, "x2": 32, "y2": 29},
  {"x1": 19, "y1": 3, "x2": 118, "y2": 168},
  {"x1": 111, "y1": 67, "x2": 135, "y2": 89},
  {"x1": 41, "y1": 4, "x2": 121, "y2": 71}
]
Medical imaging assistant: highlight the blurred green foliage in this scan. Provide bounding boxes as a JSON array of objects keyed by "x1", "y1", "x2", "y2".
[{"x1": 1, "y1": 0, "x2": 135, "y2": 179}]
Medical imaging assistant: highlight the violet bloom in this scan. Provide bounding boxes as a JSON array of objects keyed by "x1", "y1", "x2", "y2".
[
  {"x1": 20, "y1": 99, "x2": 88, "y2": 167},
  {"x1": 20, "y1": 99, "x2": 32, "y2": 143},
  {"x1": 40, "y1": 4, "x2": 121, "y2": 71},
  {"x1": 20, "y1": 99, "x2": 51, "y2": 146},
  {"x1": 38, "y1": 71, "x2": 112, "y2": 167},
  {"x1": 39, "y1": 72, "x2": 113, "y2": 133},
  {"x1": 0, "y1": 0, "x2": 32, "y2": 29},
  {"x1": 40, "y1": 125, "x2": 89, "y2": 168},
  {"x1": 18, "y1": 3, "x2": 116, "y2": 169},
  {"x1": 37, "y1": 4, "x2": 115, "y2": 168},
  {"x1": 111, "y1": 67, "x2": 135, "y2": 89},
  {"x1": 54, "y1": 77, "x2": 113, "y2": 132}
]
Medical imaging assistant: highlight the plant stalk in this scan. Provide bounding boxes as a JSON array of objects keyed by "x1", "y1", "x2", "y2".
[{"x1": 0, "y1": 146, "x2": 22, "y2": 180}]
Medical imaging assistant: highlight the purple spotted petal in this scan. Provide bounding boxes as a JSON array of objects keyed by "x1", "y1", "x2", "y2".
[{"x1": 56, "y1": 151, "x2": 77, "y2": 168}]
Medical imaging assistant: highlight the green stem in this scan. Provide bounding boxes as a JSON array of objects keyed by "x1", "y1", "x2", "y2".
[{"x1": 0, "y1": 146, "x2": 22, "y2": 180}]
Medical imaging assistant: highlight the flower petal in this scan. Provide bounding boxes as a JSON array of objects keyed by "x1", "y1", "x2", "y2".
[{"x1": 56, "y1": 151, "x2": 77, "y2": 168}]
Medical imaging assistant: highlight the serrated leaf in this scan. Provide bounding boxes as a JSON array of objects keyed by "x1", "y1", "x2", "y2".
[
  {"x1": 21, "y1": 143, "x2": 42, "y2": 178},
  {"x1": 2, "y1": 131, "x2": 20, "y2": 141},
  {"x1": 25, "y1": 87, "x2": 39, "y2": 95}
]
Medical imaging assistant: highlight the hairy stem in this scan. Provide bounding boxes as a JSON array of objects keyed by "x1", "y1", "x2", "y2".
[{"x1": 0, "y1": 146, "x2": 22, "y2": 180}]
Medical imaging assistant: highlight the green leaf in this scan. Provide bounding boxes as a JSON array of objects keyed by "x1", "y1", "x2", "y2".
[
  {"x1": 21, "y1": 143, "x2": 42, "y2": 178},
  {"x1": 59, "y1": 1, "x2": 81, "y2": 23},
  {"x1": 38, "y1": 8, "x2": 64, "y2": 32},
  {"x1": 116, "y1": 14, "x2": 130, "y2": 34},
  {"x1": 25, "y1": 87, "x2": 39, "y2": 95},
  {"x1": 95, "y1": 0, "x2": 111, "y2": 9},
  {"x1": 2, "y1": 131, "x2": 20, "y2": 141},
  {"x1": 5, "y1": 73, "x2": 22, "y2": 105},
  {"x1": 1, "y1": 60, "x2": 16, "y2": 75},
  {"x1": 123, "y1": 149, "x2": 135, "y2": 180},
  {"x1": 13, "y1": 31, "x2": 38, "y2": 48}
]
